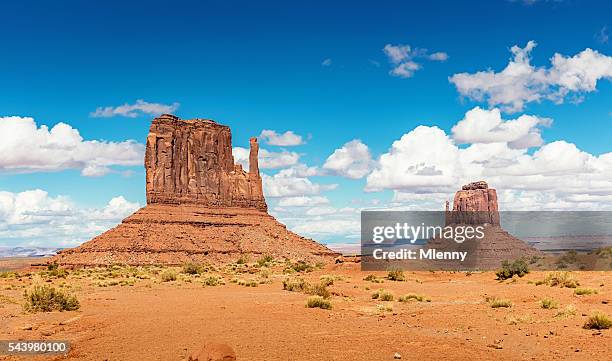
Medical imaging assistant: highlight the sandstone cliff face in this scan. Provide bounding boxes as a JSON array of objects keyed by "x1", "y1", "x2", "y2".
[
  {"x1": 145, "y1": 114, "x2": 266, "y2": 211},
  {"x1": 54, "y1": 114, "x2": 338, "y2": 266},
  {"x1": 447, "y1": 181, "x2": 500, "y2": 225}
]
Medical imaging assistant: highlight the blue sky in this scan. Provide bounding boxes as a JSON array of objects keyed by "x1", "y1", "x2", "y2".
[{"x1": 1, "y1": 0, "x2": 611, "y2": 247}]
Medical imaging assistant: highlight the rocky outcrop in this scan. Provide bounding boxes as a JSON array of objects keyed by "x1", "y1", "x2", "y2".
[
  {"x1": 145, "y1": 114, "x2": 266, "y2": 210},
  {"x1": 53, "y1": 115, "x2": 338, "y2": 266},
  {"x1": 447, "y1": 181, "x2": 500, "y2": 225}
]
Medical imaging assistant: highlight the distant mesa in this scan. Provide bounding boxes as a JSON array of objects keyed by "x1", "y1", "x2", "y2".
[
  {"x1": 446, "y1": 180, "x2": 500, "y2": 226},
  {"x1": 435, "y1": 180, "x2": 541, "y2": 269},
  {"x1": 52, "y1": 114, "x2": 338, "y2": 266}
]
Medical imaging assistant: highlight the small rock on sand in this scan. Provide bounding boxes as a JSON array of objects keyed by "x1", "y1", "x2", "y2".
[{"x1": 188, "y1": 342, "x2": 236, "y2": 361}]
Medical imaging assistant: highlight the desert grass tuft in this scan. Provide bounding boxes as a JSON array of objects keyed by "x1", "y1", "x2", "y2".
[
  {"x1": 398, "y1": 293, "x2": 431, "y2": 302},
  {"x1": 574, "y1": 287, "x2": 598, "y2": 296},
  {"x1": 487, "y1": 296, "x2": 512, "y2": 308},
  {"x1": 305, "y1": 296, "x2": 332, "y2": 310},
  {"x1": 554, "y1": 305, "x2": 577, "y2": 319},
  {"x1": 160, "y1": 269, "x2": 178, "y2": 282},
  {"x1": 540, "y1": 297, "x2": 558, "y2": 309},
  {"x1": 371, "y1": 289, "x2": 394, "y2": 301},
  {"x1": 282, "y1": 278, "x2": 308, "y2": 292},
  {"x1": 543, "y1": 271, "x2": 579, "y2": 288},
  {"x1": 386, "y1": 269, "x2": 405, "y2": 282},
  {"x1": 23, "y1": 285, "x2": 79, "y2": 312},
  {"x1": 583, "y1": 311, "x2": 612, "y2": 330}
]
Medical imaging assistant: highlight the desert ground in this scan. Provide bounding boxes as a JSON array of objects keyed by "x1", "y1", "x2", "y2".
[{"x1": 0, "y1": 257, "x2": 610, "y2": 361}]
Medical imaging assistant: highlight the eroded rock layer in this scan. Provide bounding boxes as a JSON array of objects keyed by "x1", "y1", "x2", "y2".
[
  {"x1": 145, "y1": 114, "x2": 266, "y2": 210},
  {"x1": 447, "y1": 181, "x2": 500, "y2": 225},
  {"x1": 53, "y1": 205, "x2": 336, "y2": 266},
  {"x1": 53, "y1": 115, "x2": 337, "y2": 266}
]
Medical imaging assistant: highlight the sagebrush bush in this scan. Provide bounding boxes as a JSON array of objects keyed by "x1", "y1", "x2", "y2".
[
  {"x1": 306, "y1": 296, "x2": 332, "y2": 310},
  {"x1": 307, "y1": 283, "x2": 331, "y2": 299},
  {"x1": 371, "y1": 289, "x2": 394, "y2": 301},
  {"x1": 583, "y1": 311, "x2": 612, "y2": 330},
  {"x1": 540, "y1": 297, "x2": 558, "y2": 309},
  {"x1": 554, "y1": 305, "x2": 577, "y2": 319},
  {"x1": 386, "y1": 269, "x2": 405, "y2": 282},
  {"x1": 23, "y1": 285, "x2": 80, "y2": 312},
  {"x1": 285, "y1": 261, "x2": 314, "y2": 273},
  {"x1": 182, "y1": 263, "x2": 202, "y2": 275},
  {"x1": 161, "y1": 269, "x2": 177, "y2": 282},
  {"x1": 363, "y1": 274, "x2": 383, "y2": 283},
  {"x1": 257, "y1": 255, "x2": 274, "y2": 267},
  {"x1": 543, "y1": 271, "x2": 579, "y2": 288},
  {"x1": 487, "y1": 297, "x2": 512, "y2": 308},
  {"x1": 399, "y1": 293, "x2": 430, "y2": 302},
  {"x1": 574, "y1": 287, "x2": 598, "y2": 296},
  {"x1": 495, "y1": 259, "x2": 529, "y2": 280},
  {"x1": 202, "y1": 275, "x2": 224, "y2": 286},
  {"x1": 282, "y1": 278, "x2": 308, "y2": 292}
]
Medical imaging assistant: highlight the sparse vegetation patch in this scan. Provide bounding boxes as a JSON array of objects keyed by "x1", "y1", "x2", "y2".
[{"x1": 23, "y1": 285, "x2": 80, "y2": 312}]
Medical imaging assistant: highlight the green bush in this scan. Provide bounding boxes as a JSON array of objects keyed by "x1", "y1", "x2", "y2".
[
  {"x1": 257, "y1": 255, "x2": 274, "y2": 267},
  {"x1": 574, "y1": 287, "x2": 598, "y2": 296},
  {"x1": 386, "y1": 269, "x2": 406, "y2": 282},
  {"x1": 371, "y1": 289, "x2": 394, "y2": 301},
  {"x1": 543, "y1": 271, "x2": 579, "y2": 288},
  {"x1": 282, "y1": 278, "x2": 308, "y2": 292},
  {"x1": 181, "y1": 263, "x2": 202, "y2": 275},
  {"x1": 495, "y1": 259, "x2": 529, "y2": 280},
  {"x1": 23, "y1": 285, "x2": 80, "y2": 312},
  {"x1": 306, "y1": 296, "x2": 332, "y2": 310},
  {"x1": 202, "y1": 275, "x2": 224, "y2": 286},
  {"x1": 285, "y1": 261, "x2": 314, "y2": 273},
  {"x1": 583, "y1": 311, "x2": 612, "y2": 330},
  {"x1": 540, "y1": 297, "x2": 558, "y2": 309},
  {"x1": 160, "y1": 269, "x2": 177, "y2": 282}
]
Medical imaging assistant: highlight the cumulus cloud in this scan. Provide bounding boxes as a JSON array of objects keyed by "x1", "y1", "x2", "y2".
[
  {"x1": 233, "y1": 147, "x2": 299, "y2": 169},
  {"x1": 90, "y1": 99, "x2": 179, "y2": 118},
  {"x1": 449, "y1": 41, "x2": 612, "y2": 112},
  {"x1": 451, "y1": 107, "x2": 551, "y2": 148},
  {"x1": 0, "y1": 190, "x2": 140, "y2": 247},
  {"x1": 277, "y1": 196, "x2": 330, "y2": 207},
  {"x1": 0, "y1": 116, "x2": 144, "y2": 176},
  {"x1": 258, "y1": 129, "x2": 305, "y2": 146},
  {"x1": 365, "y1": 106, "x2": 612, "y2": 210},
  {"x1": 263, "y1": 168, "x2": 337, "y2": 198},
  {"x1": 383, "y1": 44, "x2": 448, "y2": 78},
  {"x1": 323, "y1": 139, "x2": 373, "y2": 179}
]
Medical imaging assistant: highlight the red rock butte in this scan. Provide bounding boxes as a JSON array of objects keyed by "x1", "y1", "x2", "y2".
[{"x1": 53, "y1": 114, "x2": 338, "y2": 266}]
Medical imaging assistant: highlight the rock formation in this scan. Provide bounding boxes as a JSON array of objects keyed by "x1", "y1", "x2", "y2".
[
  {"x1": 446, "y1": 180, "x2": 500, "y2": 226},
  {"x1": 431, "y1": 180, "x2": 540, "y2": 269},
  {"x1": 53, "y1": 115, "x2": 338, "y2": 266},
  {"x1": 145, "y1": 114, "x2": 266, "y2": 210}
]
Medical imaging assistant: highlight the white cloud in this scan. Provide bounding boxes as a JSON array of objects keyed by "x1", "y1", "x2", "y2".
[
  {"x1": 383, "y1": 44, "x2": 448, "y2": 78},
  {"x1": 451, "y1": 107, "x2": 551, "y2": 148},
  {"x1": 321, "y1": 58, "x2": 332, "y2": 66},
  {"x1": 596, "y1": 25, "x2": 609, "y2": 44},
  {"x1": 0, "y1": 190, "x2": 140, "y2": 247},
  {"x1": 0, "y1": 116, "x2": 144, "y2": 176},
  {"x1": 233, "y1": 147, "x2": 299, "y2": 170},
  {"x1": 364, "y1": 107, "x2": 612, "y2": 210},
  {"x1": 258, "y1": 129, "x2": 305, "y2": 146},
  {"x1": 428, "y1": 52, "x2": 449, "y2": 61},
  {"x1": 263, "y1": 168, "x2": 337, "y2": 198},
  {"x1": 323, "y1": 139, "x2": 373, "y2": 179},
  {"x1": 90, "y1": 99, "x2": 179, "y2": 118},
  {"x1": 277, "y1": 196, "x2": 330, "y2": 207},
  {"x1": 291, "y1": 219, "x2": 360, "y2": 238},
  {"x1": 366, "y1": 125, "x2": 461, "y2": 193},
  {"x1": 449, "y1": 41, "x2": 612, "y2": 112}
]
